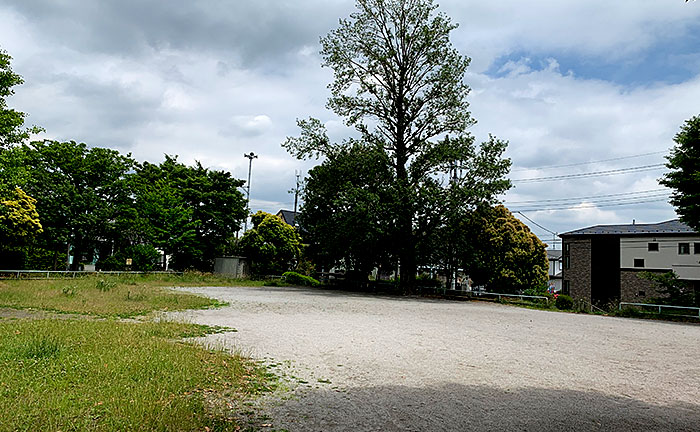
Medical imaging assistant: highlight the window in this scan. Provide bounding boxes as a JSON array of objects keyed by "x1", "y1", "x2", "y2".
[
  {"x1": 564, "y1": 255, "x2": 570, "y2": 269},
  {"x1": 564, "y1": 243, "x2": 570, "y2": 254},
  {"x1": 648, "y1": 242, "x2": 659, "y2": 252},
  {"x1": 679, "y1": 243, "x2": 690, "y2": 255},
  {"x1": 563, "y1": 280, "x2": 570, "y2": 296},
  {"x1": 634, "y1": 258, "x2": 645, "y2": 268},
  {"x1": 695, "y1": 243, "x2": 700, "y2": 255}
]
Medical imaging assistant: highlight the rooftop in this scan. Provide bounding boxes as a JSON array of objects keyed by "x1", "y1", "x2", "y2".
[{"x1": 560, "y1": 219, "x2": 696, "y2": 237}]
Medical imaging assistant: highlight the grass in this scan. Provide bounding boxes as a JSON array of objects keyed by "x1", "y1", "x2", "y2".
[
  {"x1": 0, "y1": 319, "x2": 277, "y2": 431},
  {"x1": 0, "y1": 274, "x2": 266, "y2": 317}
]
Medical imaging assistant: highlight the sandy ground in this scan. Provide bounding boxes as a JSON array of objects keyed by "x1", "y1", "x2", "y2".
[{"x1": 166, "y1": 286, "x2": 700, "y2": 431}]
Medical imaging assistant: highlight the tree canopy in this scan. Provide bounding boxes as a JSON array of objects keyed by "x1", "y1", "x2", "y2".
[
  {"x1": 0, "y1": 48, "x2": 41, "y2": 149},
  {"x1": 0, "y1": 141, "x2": 247, "y2": 271},
  {"x1": 461, "y1": 205, "x2": 549, "y2": 293},
  {"x1": 284, "y1": 0, "x2": 510, "y2": 290},
  {"x1": 237, "y1": 211, "x2": 302, "y2": 275},
  {"x1": 661, "y1": 115, "x2": 700, "y2": 231}
]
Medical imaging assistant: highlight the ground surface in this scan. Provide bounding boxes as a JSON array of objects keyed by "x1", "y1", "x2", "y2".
[{"x1": 167, "y1": 286, "x2": 700, "y2": 431}]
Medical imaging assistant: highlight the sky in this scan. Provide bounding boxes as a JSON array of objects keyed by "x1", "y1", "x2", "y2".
[{"x1": 1, "y1": 0, "x2": 699, "y2": 247}]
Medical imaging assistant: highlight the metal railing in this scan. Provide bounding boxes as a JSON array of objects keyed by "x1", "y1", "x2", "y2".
[
  {"x1": 619, "y1": 302, "x2": 700, "y2": 318},
  {"x1": 0, "y1": 270, "x2": 183, "y2": 280},
  {"x1": 473, "y1": 291, "x2": 550, "y2": 305}
]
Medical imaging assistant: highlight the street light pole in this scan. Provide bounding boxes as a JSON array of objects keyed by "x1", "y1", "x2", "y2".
[{"x1": 243, "y1": 152, "x2": 258, "y2": 232}]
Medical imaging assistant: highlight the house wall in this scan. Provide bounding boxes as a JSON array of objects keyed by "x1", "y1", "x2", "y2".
[
  {"x1": 619, "y1": 269, "x2": 666, "y2": 302},
  {"x1": 620, "y1": 236, "x2": 700, "y2": 278},
  {"x1": 562, "y1": 238, "x2": 591, "y2": 302}
]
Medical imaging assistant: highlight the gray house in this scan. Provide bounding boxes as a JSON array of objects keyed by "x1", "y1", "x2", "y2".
[{"x1": 560, "y1": 219, "x2": 700, "y2": 306}]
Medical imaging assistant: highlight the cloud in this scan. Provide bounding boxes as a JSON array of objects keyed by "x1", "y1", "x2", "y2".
[{"x1": 2, "y1": 0, "x2": 700, "y2": 241}]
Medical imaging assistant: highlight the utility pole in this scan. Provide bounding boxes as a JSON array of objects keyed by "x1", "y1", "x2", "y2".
[
  {"x1": 243, "y1": 152, "x2": 258, "y2": 232},
  {"x1": 288, "y1": 170, "x2": 302, "y2": 215}
]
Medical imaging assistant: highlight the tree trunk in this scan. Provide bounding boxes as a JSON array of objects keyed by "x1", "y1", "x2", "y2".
[{"x1": 395, "y1": 154, "x2": 416, "y2": 294}]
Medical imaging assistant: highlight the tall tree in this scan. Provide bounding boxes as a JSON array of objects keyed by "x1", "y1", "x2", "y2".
[
  {"x1": 661, "y1": 115, "x2": 700, "y2": 231},
  {"x1": 134, "y1": 156, "x2": 247, "y2": 270},
  {"x1": 20, "y1": 140, "x2": 135, "y2": 269},
  {"x1": 0, "y1": 48, "x2": 42, "y2": 149},
  {"x1": 300, "y1": 142, "x2": 397, "y2": 280},
  {"x1": 237, "y1": 211, "x2": 303, "y2": 275},
  {"x1": 284, "y1": 0, "x2": 509, "y2": 291},
  {"x1": 460, "y1": 205, "x2": 548, "y2": 293}
]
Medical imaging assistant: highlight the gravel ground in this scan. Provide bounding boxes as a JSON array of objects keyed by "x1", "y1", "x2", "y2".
[{"x1": 166, "y1": 286, "x2": 700, "y2": 431}]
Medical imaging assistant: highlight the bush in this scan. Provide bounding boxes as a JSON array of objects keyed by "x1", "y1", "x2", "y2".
[
  {"x1": 282, "y1": 271, "x2": 320, "y2": 287},
  {"x1": 97, "y1": 245, "x2": 162, "y2": 271},
  {"x1": 416, "y1": 274, "x2": 442, "y2": 289},
  {"x1": 555, "y1": 294, "x2": 574, "y2": 310}
]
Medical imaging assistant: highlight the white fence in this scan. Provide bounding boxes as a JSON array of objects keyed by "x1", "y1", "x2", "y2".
[
  {"x1": 0, "y1": 270, "x2": 183, "y2": 279},
  {"x1": 619, "y1": 302, "x2": 700, "y2": 318}
]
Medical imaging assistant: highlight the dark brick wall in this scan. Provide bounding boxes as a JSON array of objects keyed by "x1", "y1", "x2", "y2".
[
  {"x1": 562, "y1": 238, "x2": 591, "y2": 302},
  {"x1": 620, "y1": 270, "x2": 666, "y2": 303}
]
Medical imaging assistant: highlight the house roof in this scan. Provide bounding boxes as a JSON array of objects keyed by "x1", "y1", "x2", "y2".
[
  {"x1": 276, "y1": 209, "x2": 299, "y2": 227},
  {"x1": 560, "y1": 219, "x2": 696, "y2": 237},
  {"x1": 547, "y1": 250, "x2": 562, "y2": 259}
]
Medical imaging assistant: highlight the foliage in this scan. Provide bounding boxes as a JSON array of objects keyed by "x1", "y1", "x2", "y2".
[
  {"x1": 284, "y1": 0, "x2": 511, "y2": 291},
  {"x1": 0, "y1": 187, "x2": 42, "y2": 244},
  {"x1": 237, "y1": 211, "x2": 302, "y2": 275},
  {"x1": 0, "y1": 48, "x2": 42, "y2": 149},
  {"x1": 416, "y1": 273, "x2": 442, "y2": 289},
  {"x1": 13, "y1": 140, "x2": 136, "y2": 270},
  {"x1": 299, "y1": 143, "x2": 397, "y2": 278},
  {"x1": 282, "y1": 271, "x2": 321, "y2": 287},
  {"x1": 96, "y1": 244, "x2": 162, "y2": 272},
  {"x1": 134, "y1": 156, "x2": 247, "y2": 270},
  {"x1": 638, "y1": 271, "x2": 698, "y2": 307},
  {"x1": 0, "y1": 319, "x2": 275, "y2": 431},
  {"x1": 461, "y1": 205, "x2": 549, "y2": 293},
  {"x1": 555, "y1": 294, "x2": 574, "y2": 310},
  {"x1": 661, "y1": 115, "x2": 700, "y2": 231}
]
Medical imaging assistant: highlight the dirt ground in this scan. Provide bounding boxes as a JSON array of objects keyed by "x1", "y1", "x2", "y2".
[{"x1": 166, "y1": 286, "x2": 700, "y2": 431}]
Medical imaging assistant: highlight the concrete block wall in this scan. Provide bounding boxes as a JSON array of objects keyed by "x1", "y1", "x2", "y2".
[
  {"x1": 619, "y1": 270, "x2": 667, "y2": 303},
  {"x1": 562, "y1": 238, "x2": 592, "y2": 302}
]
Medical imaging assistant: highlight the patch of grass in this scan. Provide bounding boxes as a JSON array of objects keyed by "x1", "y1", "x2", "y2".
[
  {"x1": 0, "y1": 319, "x2": 276, "y2": 431},
  {"x1": 0, "y1": 274, "x2": 265, "y2": 317}
]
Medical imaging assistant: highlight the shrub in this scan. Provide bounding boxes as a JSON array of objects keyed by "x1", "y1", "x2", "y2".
[
  {"x1": 416, "y1": 274, "x2": 442, "y2": 289},
  {"x1": 555, "y1": 294, "x2": 574, "y2": 310},
  {"x1": 282, "y1": 271, "x2": 320, "y2": 287}
]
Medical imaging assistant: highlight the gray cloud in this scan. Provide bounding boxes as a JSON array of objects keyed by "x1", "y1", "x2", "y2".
[{"x1": 2, "y1": 0, "x2": 700, "y2": 238}]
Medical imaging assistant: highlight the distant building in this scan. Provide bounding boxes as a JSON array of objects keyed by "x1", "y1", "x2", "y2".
[
  {"x1": 547, "y1": 250, "x2": 562, "y2": 292},
  {"x1": 560, "y1": 219, "x2": 700, "y2": 306},
  {"x1": 276, "y1": 209, "x2": 299, "y2": 228}
]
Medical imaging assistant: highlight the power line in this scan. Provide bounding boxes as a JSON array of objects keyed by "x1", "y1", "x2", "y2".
[
  {"x1": 511, "y1": 151, "x2": 667, "y2": 172},
  {"x1": 512, "y1": 164, "x2": 665, "y2": 183},
  {"x1": 512, "y1": 196, "x2": 669, "y2": 212},
  {"x1": 509, "y1": 192, "x2": 670, "y2": 211},
  {"x1": 505, "y1": 188, "x2": 668, "y2": 205},
  {"x1": 514, "y1": 211, "x2": 556, "y2": 235}
]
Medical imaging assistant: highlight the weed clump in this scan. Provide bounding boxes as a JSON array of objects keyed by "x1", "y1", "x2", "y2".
[{"x1": 282, "y1": 272, "x2": 320, "y2": 287}]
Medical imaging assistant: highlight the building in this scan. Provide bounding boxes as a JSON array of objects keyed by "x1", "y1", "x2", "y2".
[
  {"x1": 547, "y1": 250, "x2": 562, "y2": 292},
  {"x1": 276, "y1": 210, "x2": 299, "y2": 228},
  {"x1": 560, "y1": 219, "x2": 700, "y2": 306}
]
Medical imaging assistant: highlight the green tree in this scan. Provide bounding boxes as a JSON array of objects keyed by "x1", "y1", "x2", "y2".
[
  {"x1": 134, "y1": 156, "x2": 247, "y2": 270},
  {"x1": 461, "y1": 205, "x2": 548, "y2": 293},
  {"x1": 0, "y1": 48, "x2": 42, "y2": 149},
  {"x1": 661, "y1": 115, "x2": 700, "y2": 231},
  {"x1": 0, "y1": 187, "x2": 43, "y2": 269},
  {"x1": 638, "y1": 271, "x2": 699, "y2": 307},
  {"x1": 238, "y1": 211, "x2": 302, "y2": 275},
  {"x1": 300, "y1": 142, "x2": 397, "y2": 281},
  {"x1": 284, "y1": 0, "x2": 509, "y2": 291},
  {"x1": 19, "y1": 140, "x2": 135, "y2": 269}
]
